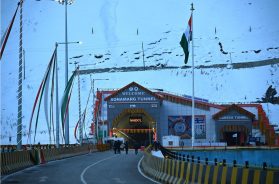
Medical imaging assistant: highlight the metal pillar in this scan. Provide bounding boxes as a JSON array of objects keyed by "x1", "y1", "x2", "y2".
[
  {"x1": 190, "y1": 3, "x2": 195, "y2": 148},
  {"x1": 77, "y1": 65, "x2": 83, "y2": 144},
  {"x1": 17, "y1": 0, "x2": 23, "y2": 150},
  {"x1": 55, "y1": 43, "x2": 60, "y2": 148},
  {"x1": 92, "y1": 79, "x2": 96, "y2": 139},
  {"x1": 65, "y1": 0, "x2": 69, "y2": 144}
]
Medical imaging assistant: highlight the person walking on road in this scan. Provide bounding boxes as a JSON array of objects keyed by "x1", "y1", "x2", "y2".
[
  {"x1": 124, "y1": 141, "x2": 129, "y2": 154},
  {"x1": 134, "y1": 142, "x2": 139, "y2": 155},
  {"x1": 117, "y1": 140, "x2": 121, "y2": 154},
  {"x1": 113, "y1": 141, "x2": 117, "y2": 154}
]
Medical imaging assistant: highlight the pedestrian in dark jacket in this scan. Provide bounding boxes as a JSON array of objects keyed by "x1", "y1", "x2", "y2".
[
  {"x1": 113, "y1": 141, "x2": 117, "y2": 154},
  {"x1": 124, "y1": 141, "x2": 129, "y2": 154},
  {"x1": 134, "y1": 142, "x2": 139, "y2": 155},
  {"x1": 117, "y1": 140, "x2": 121, "y2": 154}
]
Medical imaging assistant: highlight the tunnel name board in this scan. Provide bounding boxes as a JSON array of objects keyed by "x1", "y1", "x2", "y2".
[
  {"x1": 129, "y1": 117, "x2": 142, "y2": 123},
  {"x1": 219, "y1": 115, "x2": 249, "y2": 121},
  {"x1": 109, "y1": 86, "x2": 158, "y2": 103},
  {"x1": 110, "y1": 96, "x2": 156, "y2": 102}
]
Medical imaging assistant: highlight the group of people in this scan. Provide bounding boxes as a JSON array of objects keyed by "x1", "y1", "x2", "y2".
[
  {"x1": 113, "y1": 140, "x2": 126, "y2": 154},
  {"x1": 113, "y1": 140, "x2": 140, "y2": 155}
]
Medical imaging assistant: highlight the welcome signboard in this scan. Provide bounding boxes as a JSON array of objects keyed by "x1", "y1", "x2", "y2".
[{"x1": 109, "y1": 85, "x2": 158, "y2": 103}]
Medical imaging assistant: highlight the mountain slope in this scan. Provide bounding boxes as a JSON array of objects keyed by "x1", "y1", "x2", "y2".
[{"x1": 1, "y1": 0, "x2": 278, "y2": 144}]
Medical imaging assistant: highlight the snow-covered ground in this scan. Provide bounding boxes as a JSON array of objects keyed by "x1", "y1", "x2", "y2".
[
  {"x1": 151, "y1": 150, "x2": 164, "y2": 158},
  {"x1": 1, "y1": 0, "x2": 279, "y2": 145}
]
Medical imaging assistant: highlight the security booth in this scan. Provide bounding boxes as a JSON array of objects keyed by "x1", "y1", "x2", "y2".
[
  {"x1": 105, "y1": 82, "x2": 162, "y2": 146},
  {"x1": 213, "y1": 104, "x2": 255, "y2": 146}
]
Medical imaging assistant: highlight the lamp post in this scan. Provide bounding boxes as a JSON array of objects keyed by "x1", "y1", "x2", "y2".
[
  {"x1": 55, "y1": 43, "x2": 59, "y2": 148},
  {"x1": 56, "y1": 0, "x2": 75, "y2": 145},
  {"x1": 92, "y1": 79, "x2": 109, "y2": 142},
  {"x1": 71, "y1": 61, "x2": 82, "y2": 145},
  {"x1": 55, "y1": 41, "x2": 80, "y2": 146}
]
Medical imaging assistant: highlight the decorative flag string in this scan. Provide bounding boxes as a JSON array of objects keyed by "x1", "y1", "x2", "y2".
[
  {"x1": 0, "y1": 2, "x2": 20, "y2": 60},
  {"x1": 50, "y1": 56, "x2": 56, "y2": 144},
  {"x1": 74, "y1": 111, "x2": 86, "y2": 143},
  {"x1": 43, "y1": 60, "x2": 52, "y2": 143},
  {"x1": 61, "y1": 69, "x2": 77, "y2": 140},
  {"x1": 28, "y1": 49, "x2": 56, "y2": 144},
  {"x1": 79, "y1": 77, "x2": 94, "y2": 140},
  {"x1": 33, "y1": 52, "x2": 55, "y2": 143},
  {"x1": 61, "y1": 84, "x2": 74, "y2": 140}
]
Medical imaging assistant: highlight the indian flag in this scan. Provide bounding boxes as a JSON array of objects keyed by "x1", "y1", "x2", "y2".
[{"x1": 180, "y1": 15, "x2": 192, "y2": 64}]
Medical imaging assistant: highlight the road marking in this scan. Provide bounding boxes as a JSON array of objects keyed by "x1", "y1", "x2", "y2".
[
  {"x1": 39, "y1": 176, "x2": 48, "y2": 182},
  {"x1": 137, "y1": 156, "x2": 161, "y2": 184},
  {"x1": 112, "y1": 177, "x2": 127, "y2": 184},
  {"x1": 80, "y1": 155, "x2": 118, "y2": 184}
]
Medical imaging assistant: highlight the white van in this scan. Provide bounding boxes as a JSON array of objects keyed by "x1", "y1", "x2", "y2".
[
  {"x1": 106, "y1": 137, "x2": 124, "y2": 143},
  {"x1": 162, "y1": 135, "x2": 180, "y2": 147}
]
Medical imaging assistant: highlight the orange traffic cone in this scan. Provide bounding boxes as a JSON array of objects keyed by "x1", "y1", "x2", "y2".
[{"x1": 40, "y1": 150, "x2": 46, "y2": 164}]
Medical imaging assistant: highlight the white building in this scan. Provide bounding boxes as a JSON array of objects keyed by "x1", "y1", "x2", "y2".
[{"x1": 93, "y1": 82, "x2": 278, "y2": 146}]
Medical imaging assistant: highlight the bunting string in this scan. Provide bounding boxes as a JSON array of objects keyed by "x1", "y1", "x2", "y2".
[
  {"x1": 28, "y1": 49, "x2": 56, "y2": 144},
  {"x1": 0, "y1": 2, "x2": 20, "y2": 60}
]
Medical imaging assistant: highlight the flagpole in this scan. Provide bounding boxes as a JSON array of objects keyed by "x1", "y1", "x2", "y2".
[
  {"x1": 190, "y1": 3, "x2": 195, "y2": 148},
  {"x1": 55, "y1": 43, "x2": 60, "y2": 148}
]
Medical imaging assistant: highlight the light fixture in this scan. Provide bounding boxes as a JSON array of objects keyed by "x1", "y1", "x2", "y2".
[{"x1": 55, "y1": 0, "x2": 74, "y2": 5}]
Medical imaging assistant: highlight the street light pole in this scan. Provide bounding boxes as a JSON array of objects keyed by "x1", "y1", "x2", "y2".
[
  {"x1": 64, "y1": 0, "x2": 70, "y2": 145},
  {"x1": 75, "y1": 63, "x2": 83, "y2": 145},
  {"x1": 56, "y1": 0, "x2": 75, "y2": 145},
  {"x1": 92, "y1": 79, "x2": 109, "y2": 142},
  {"x1": 55, "y1": 43, "x2": 60, "y2": 148},
  {"x1": 190, "y1": 3, "x2": 195, "y2": 148},
  {"x1": 55, "y1": 41, "x2": 80, "y2": 146}
]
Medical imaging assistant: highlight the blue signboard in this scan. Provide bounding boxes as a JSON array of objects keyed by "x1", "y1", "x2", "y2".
[{"x1": 168, "y1": 115, "x2": 206, "y2": 139}]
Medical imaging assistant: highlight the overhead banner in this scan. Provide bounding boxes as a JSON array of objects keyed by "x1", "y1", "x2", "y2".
[{"x1": 168, "y1": 115, "x2": 206, "y2": 139}]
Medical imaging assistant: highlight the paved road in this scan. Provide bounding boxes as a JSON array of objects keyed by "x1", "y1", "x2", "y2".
[{"x1": 1, "y1": 150, "x2": 156, "y2": 184}]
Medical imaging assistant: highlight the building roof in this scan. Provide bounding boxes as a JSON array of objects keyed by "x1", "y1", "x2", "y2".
[
  {"x1": 213, "y1": 104, "x2": 256, "y2": 120},
  {"x1": 102, "y1": 83, "x2": 261, "y2": 112},
  {"x1": 231, "y1": 103, "x2": 261, "y2": 108},
  {"x1": 104, "y1": 81, "x2": 163, "y2": 101},
  {"x1": 103, "y1": 82, "x2": 224, "y2": 110},
  {"x1": 156, "y1": 92, "x2": 224, "y2": 110}
]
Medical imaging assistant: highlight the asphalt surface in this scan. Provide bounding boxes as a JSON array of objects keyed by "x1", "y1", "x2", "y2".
[{"x1": 1, "y1": 150, "x2": 156, "y2": 184}]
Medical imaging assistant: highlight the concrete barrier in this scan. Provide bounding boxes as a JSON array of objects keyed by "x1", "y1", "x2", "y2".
[
  {"x1": 88, "y1": 144, "x2": 97, "y2": 153},
  {"x1": 96, "y1": 144, "x2": 110, "y2": 151},
  {"x1": 1, "y1": 150, "x2": 34, "y2": 175},
  {"x1": 0, "y1": 144, "x2": 105, "y2": 175},
  {"x1": 41, "y1": 149, "x2": 55, "y2": 162},
  {"x1": 141, "y1": 151, "x2": 279, "y2": 184}
]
